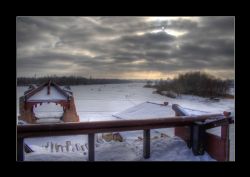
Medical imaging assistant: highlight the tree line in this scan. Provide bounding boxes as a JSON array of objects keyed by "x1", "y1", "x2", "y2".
[
  {"x1": 145, "y1": 71, "x2": 233, "y2": 98},
  {"x1": 17, "y1": 76, "x2": 136, "y2": 86}
]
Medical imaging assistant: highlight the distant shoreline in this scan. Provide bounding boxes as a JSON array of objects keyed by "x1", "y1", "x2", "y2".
[{"x1": 17, "y1": 77, "x2": 146, "y2": 86}]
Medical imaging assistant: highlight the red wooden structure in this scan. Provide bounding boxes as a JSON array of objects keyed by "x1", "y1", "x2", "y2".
[
  {"x1": 172, "y1": 104, "x2": 234, "y2": 161},
  {"x1": 18, "y1": 80, "x2": 79, "y2": 123}
]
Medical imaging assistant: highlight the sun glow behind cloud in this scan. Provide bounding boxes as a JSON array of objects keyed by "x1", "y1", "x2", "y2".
[
  {"x1": 151, "y1": 29, "x2": 187, "y2": 37},
  {"x1": 17, "y1": 16, "x2": 234, "y2": 79},
  {"x1": 145, "y1": 16, "x2": 201, "y2": 22},
  {"x1": 72, "y1": 49, "x2": 96, "y2": 58}
]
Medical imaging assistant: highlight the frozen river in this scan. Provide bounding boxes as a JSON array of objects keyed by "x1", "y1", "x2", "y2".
[
  {"x1": 16, "y1": 83, "x2": 235, "y2": 161},
  {"x1": 17, "y1": 83, "x2": 234, "y2": 121}
]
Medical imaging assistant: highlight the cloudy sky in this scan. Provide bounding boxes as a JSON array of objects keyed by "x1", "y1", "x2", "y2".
[{"x1": 16, "y1": 16, "x2": 234, "y2": 79}]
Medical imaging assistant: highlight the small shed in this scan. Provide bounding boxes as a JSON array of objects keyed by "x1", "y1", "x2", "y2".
[{"x1": 18, "y1": 80, "x2": 79, "y2": 123}]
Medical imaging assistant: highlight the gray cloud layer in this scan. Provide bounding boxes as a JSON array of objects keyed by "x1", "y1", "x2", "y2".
[{"x1": 16, "y1": 16, "x2": 234, "y2": 79}]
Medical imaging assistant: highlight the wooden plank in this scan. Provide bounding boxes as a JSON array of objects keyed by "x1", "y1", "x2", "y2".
[
  {"x1": 173, "y1": 104, "x2": 193, "y2": 148},
  {"x1": 143, "y1": 129, "x2": 150, "y2": 159},
  {"x1": 204, "y1": 118, "x2": 234, "y2": 129},
  {"x1": 16, "y1": 122, "x2": 211, "y2": 138},
  {"x1": 17, "y1": 114, "x2": 225, "y2": 132},
  {"x1": 205, "y1": 132, "x2": 229, "y2": 161},
  {"x1": 24, "y1": 82, "x2": 47, "y2": 100},
  {"x1": 88, "y1": 133, "x2": 95, "y2": 162},
  {"x1": 175, "y1": 126, "x2": 192, "y2": 148},
  {"x1": 221, "y1": 125, "x2": 229, "y2": 138},
  {"x1": 17, "y1": 138, "x2": 24, "y2": 161},
  {"x1": 17, "y1": 114, "x2": 231, "y2": 139}
]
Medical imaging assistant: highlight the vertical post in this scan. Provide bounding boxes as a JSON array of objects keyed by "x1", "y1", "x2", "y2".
[
  {"x1": 187, "y1": 125, "x2": 193, "y2": 148},
  {"x1": 173, "y1": 104, "x2": 193, "y2": 149},
  {"x1": 221, "y1": 125, "x2": 230, "y2": 161},
  {"x1": 192, "y1": 123, "x2": 205, "y2": 155},
  {"x1": 88, "y1": 133, "x2": 95, "y2": 162},
  {"x1": 17, "y1": 137, "x2": 24, "y2": 161},
  {"x1": 48, "y1": 80, "x2": 51, "y2": 95},
  {"x1": 221, "y1": 125, "x2": 229, "y2": 139},
  {"x1": 143, "y1": 129, "x2": 150, "y2": 159}
]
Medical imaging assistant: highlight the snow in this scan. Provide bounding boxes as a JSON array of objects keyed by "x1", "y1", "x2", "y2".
[
  {"x1": 25, "y1": 136, "x2": 215, "y2": 161},
  {"x1": 18, "y1": 83, "x2": 234, "y2": 120},
  {"x1": 35, "y1": 119, "x2": 62, "y2": 123},
  {"x1": 25, "y1": 149, "x2": 88, "y2": 161},
  {"x1": 17, "y1": 83, "x2": 234, "y2": 161},
  {"x1": 229, "y1": 87, "x2": 235, "y2": 96},
  {"x1": 33, "y1": 102, "x2": 64, "y2": 118},
  {"x1": 18, "y1": 120, "x2": 28, "y2": 125},
  {"x1": 113, "y1": 102, "x2": 175, "y2": 120},
  {"x1": 27, "y1": 87, "x2": 67, "y2": 101},
  {"x1": 142, "y1": 137, "x2": 215, "y2": 161}
]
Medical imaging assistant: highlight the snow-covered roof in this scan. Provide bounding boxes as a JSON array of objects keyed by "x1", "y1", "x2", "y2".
[
  {"x1": 178, "y1": 106, "x2": 211, "y2": 116},
  {"x1": 112, "y1": 102, "x2": 175, "y2": 120},
  {"x1": 113, "y1": 101, "x2": 218, "y2": 120},
  {"x1": 28, "y1": 87, "x2": 67, "y2": 101},
  {"x1": 23, "y1": 80, "x2": 71, "y2": 102}
]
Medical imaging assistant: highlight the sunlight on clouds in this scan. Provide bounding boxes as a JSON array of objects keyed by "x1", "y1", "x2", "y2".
[
  {"x1": 120, "y1": 71, "x2": 174, "y2": 80},
  {"x1": 202, "y1": 69, "x2": 235, "y2": 80},
  {"x1": 49, "y1": 60, "x2": 74, "y2": 66},
  {"x1": 146, "y1": 16, "x2": 200, "y2": 22},
  {"x1": 165, "y1": 29, "x2": 187, "y2": 37},
  {"x1": 151, "y1": 29, "x2": 187, "y2": 37},
  {"x1": 97, "y1": 36, "x2": 120, "y2": 41},
  {"x1": 131, "y1": 59, "x2": 147, "y2": 65},
  {"x1": 84, "y1": 17, "x2": 101, "y2": 25},
  {"x1": 72, "y1": 49, "x2": 96, "y2": 57},
  {"x1": 135, "y1": 32, "x2": 145, "y2": 36},
  {"x1": 17, "y1": 16, "x2": 234, "y2": 79}
]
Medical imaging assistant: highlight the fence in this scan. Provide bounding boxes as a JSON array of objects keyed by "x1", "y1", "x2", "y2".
[{"x1": 17, "y1": 104, "x2": 233, "y2": 161}]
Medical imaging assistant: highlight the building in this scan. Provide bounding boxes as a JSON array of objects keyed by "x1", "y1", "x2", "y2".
[{"x1": 18, "y1": 80, "x2": 79, "y2": 123}]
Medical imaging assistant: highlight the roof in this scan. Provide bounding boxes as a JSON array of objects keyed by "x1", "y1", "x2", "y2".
[
  {"x1": 112, "y1": 101, "x2": 214, "y2": 120},
  {"x1": 112, "y1": 102, "x2": 175, "y2": 120},
  {"x1": 24, "y1": 80, "x2": 71, "y2": 102}
]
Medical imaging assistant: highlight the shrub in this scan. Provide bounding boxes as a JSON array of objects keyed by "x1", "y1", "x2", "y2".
[{"x1": 155, "y1": 72, "x2": 231, "y2": 98}]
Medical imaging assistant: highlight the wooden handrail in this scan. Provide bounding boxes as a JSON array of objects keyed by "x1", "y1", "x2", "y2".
[
  {"x1": 17, "y1": 114, "x2": 228, "y2": 138},
  {"x1": 17, "y1": 110, "x2": 233, "y2": 161}
]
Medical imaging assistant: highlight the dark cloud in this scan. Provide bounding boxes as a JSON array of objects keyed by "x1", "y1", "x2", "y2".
[{"x1": 16, "y1": 16, "x2": 234, "y2": 79}]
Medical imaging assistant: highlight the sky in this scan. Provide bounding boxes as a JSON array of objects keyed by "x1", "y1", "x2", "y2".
[{"x1": 16, "y1": 16, "x2": 234, "y2": 80}]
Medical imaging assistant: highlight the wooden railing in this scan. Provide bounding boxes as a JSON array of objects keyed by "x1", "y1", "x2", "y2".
[
  {"x1": 172, "y1": 104, "x2": 234, "y2": 161},
  {"x1": 17, "y1": 105, "x2": 233, "y2": 161}
]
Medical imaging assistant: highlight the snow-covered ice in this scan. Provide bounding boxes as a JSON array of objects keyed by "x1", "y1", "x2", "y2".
[{"x1": 17, "y1": 83, "x2": 235, "y2": 161}]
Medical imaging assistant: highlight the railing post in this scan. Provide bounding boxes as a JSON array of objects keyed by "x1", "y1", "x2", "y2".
[
  {"x1": 143, "y1": 129, "x2": 150, "y2": 159},
  {"x1": 192, "y1": 123, "x2": 205, "y2": 155},
  {"x1": 188, "y1": 125, "x2": 193, "y2": 148},
  {"x1": 221, "y1": 125, "x2": 230, "y2": 161},
  {"x1": 88, "y1": 133, "x2": 95, "y2": 162},
  {"x1": 17, "y1": 137, "x2": 24, "y2": 161}
]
